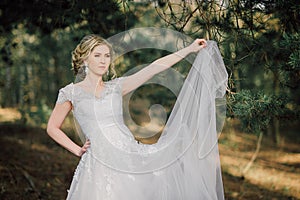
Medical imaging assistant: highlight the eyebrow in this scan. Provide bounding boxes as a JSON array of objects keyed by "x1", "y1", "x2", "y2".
[{"x1": 93, "y1": 52, "x2": 110, "y2": 55}]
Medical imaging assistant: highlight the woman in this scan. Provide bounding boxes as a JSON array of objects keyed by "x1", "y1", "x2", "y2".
[{"x1": 47, "y1": 34, "x2": 226, "y2": 199}]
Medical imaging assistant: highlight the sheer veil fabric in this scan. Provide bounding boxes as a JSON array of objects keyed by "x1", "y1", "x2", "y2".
[{"x1": 57, "y1": 41, "x2": 227, "y2": 199}]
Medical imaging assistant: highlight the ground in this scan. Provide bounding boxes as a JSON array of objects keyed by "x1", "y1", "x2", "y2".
[{"x1": 0, "y1": 108, "x2": 299, "y2": 200}]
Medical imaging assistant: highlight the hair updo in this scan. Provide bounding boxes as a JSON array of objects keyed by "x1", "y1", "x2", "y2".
[{"x1": 71, "y1": 34, "x2": 117, "y2": 79}]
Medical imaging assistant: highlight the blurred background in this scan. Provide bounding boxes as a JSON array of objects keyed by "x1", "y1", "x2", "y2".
[{"x1": 0, "y1": 0, "x2": 299, "y2": 199}]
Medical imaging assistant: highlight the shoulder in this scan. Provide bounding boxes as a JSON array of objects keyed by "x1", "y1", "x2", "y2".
[
  {"x1": 108, "y1": 77, "x2": 126, "y2": 83},
  {"x1": 58, "y1": 82, "x2": 74, "y2": 95},
  {"x1": 106, "y1": 77, "x2": 127, "y2": 86},
  {"x1": 105, "y1": 77, "x2": 127, "y2": 94},
  {"x1": 59, "y1": 82, "x2": 74, "y2": 90},
  {"x1": 56, "y1": 83, "x2": 74, "y2": 104}
]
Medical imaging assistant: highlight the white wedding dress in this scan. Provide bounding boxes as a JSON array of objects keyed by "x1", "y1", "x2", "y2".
[{"x1": 56, "y1": 41, "x2": 227, "y2": 200}]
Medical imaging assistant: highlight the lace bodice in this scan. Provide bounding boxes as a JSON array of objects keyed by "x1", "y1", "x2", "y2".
[
  {"x1": 56, "y1": 41, "x2": 226, "y2": 200},
  {"x1": 57, "y1": 77, "x2": 129, "y2": 137}
]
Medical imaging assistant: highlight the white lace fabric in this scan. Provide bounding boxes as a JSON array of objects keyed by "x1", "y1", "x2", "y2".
[{"x1": 56, "y1": 40, "x2": 227, "y2": 200}]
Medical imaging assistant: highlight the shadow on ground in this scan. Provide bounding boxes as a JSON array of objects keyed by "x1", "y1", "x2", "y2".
[{"x1": 0, "y1": 124, "x2": 298, "y2": 200}]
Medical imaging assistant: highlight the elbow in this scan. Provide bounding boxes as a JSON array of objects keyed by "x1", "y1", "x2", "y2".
[
  {"x1": 46, "y1": 123, "x2": 58, "y2": 137},
  {"x1": 46, "y1": 124, "x2": 53, "y2": 136}
]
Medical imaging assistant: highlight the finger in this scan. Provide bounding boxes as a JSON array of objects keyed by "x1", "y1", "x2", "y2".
[
  {"x1": 82, "y1": 146, "x2": 89, "y2": 152},
  {"x1": 198, "y1": 39, "x2": 207, "y2": 46},
  {"x1": 85, "y1": 140, "x2": 91, "y2": 145},
  {"x1": 83, "y1": 141, "x2": 91, "y2": 149},
  {"x1": 200, "y1": 40, "x2": 207, "y2": 46}
]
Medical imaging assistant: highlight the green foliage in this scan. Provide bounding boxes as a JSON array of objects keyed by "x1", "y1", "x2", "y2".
[
  {"x1": 230, "y1": 90, "x2": 291, "y2": 134},
  {"x1": 0, "y1": 0, "x2": 137, "y2": 125},
  {"x1": 0, "y1": 0, "x2": 299, "y2": 136},
  {"x1": 280, "y1": 33, "x2": 300, "y2": 88},
  {"x1": 0, "y1": 0, "x2": 136, "y2": 35},
  {"x1": 18, "y1": 100, "x2": 52, "y2": 128}
]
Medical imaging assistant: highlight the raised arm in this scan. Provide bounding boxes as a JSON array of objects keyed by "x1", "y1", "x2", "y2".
[
  {"x1": 47, "y1": 102, "x2": 90, "y2": 157},
  {"x1": 122, "y1": 39, "x2": 207, "y2": 95}
]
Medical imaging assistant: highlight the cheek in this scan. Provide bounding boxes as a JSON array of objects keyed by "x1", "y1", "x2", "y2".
[{"x1": 89, "y1": 58, "x2": 97, "y2": 64}]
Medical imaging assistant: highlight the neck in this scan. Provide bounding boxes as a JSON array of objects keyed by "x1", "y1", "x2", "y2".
[{"x1": 85, "y1": 73, "x2": 103, "y2": 88}]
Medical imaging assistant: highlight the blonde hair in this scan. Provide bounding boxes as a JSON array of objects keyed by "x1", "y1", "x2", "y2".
[{"x1": 71, "y1": 34, "x2": 117, "y2": 79}]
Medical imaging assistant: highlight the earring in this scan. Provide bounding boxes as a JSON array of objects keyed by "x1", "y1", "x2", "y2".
[
  {"x1": 84, "y1": 64, "x2": 89, "y2": 74},
  {"x1": 107, "y1": 68, "x2": 109, "y2": 76}
]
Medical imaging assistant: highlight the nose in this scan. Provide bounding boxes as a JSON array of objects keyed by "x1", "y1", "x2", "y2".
[{"x1": 100, "y1": 56, "x2": 105, "y2": 63}]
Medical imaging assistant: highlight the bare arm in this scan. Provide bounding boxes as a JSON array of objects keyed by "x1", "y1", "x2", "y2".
[
  {"x1": 46, "y1": 102, "x2": 90, "y2": 157},
  {"x1": 122, "y1": 39, "x2": 207, "y2": 95}
]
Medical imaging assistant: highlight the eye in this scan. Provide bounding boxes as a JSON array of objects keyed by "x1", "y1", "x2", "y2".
[
  {"x1": 94, "y1": 54, "x2": 100, "y2": 57},
  {"x1": 105, "y1": 54, "x2": 111, "y2": 58}
]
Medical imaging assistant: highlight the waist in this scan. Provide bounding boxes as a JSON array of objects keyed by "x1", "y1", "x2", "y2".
[{"x1": 96, "y1": 114, "x2": 125, "y2": 128}]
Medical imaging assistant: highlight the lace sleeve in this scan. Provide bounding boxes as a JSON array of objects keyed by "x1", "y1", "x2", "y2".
[
  {"x1": 108, "y1": 77, "x2": 126, "y2": 95},
  {"x1": 56, "y1": 83, "x2": 73, "y2": 104}
]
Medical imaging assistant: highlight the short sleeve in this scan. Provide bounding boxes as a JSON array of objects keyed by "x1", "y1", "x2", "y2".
[
  {"x1": 115, "y1": 77, "x2": 126, "y2": 92},
  {"x1": 106, "y1": 77, "x2": 126, "y2": 95},
  {"x1": 56, "y1": 83, "x2": 73, "y2": 104}
]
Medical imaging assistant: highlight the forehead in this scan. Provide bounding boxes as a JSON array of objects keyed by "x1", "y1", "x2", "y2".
[{"x1": 92, "y1": 44, "x2": 110, "y2": 53}]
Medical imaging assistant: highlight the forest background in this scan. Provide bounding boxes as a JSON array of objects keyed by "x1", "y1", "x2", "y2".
[{"x1": 0, "y1": 0, "x2": 299, "y2": 199}]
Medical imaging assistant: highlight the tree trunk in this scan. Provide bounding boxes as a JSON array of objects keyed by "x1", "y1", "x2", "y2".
[
  {"x1": 4, "y1": 65, "x2": 12, "y2": 107},
  {"x1": 273, "y1": 71, "x2": 281, "y2": 145},
  {"x1": 241, "y1": 131, "x2": 263, "y2": 177}
]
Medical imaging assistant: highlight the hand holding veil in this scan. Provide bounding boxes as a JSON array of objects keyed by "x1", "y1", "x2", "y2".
[{"x1": 69, "y1": 40, "x2": 227, "y2": 199}]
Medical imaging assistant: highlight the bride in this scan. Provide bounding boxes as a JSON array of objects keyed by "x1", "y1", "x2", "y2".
[{"x1": 47, "y1": 34, "x2": 227, "y2": 199}]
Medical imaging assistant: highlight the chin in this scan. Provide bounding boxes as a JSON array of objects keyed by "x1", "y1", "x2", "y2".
[{"x1": 98, "y1": 72, "x2": 107, "y2": 77}]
